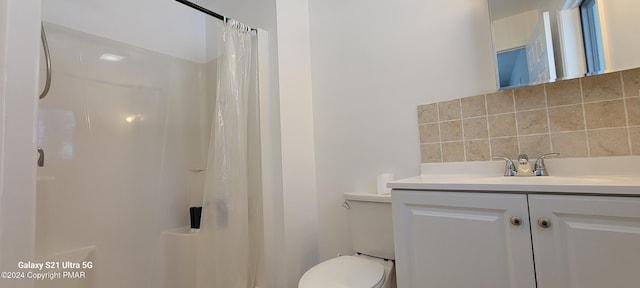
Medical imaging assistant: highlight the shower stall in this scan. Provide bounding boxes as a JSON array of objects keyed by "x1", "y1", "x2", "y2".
[{"x1": 31, "y1": 1, "x2": 272, "y2": 287}]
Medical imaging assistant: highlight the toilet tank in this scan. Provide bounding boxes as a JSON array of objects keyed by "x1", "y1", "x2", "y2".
[{"x1": 344, "y1": 193, "x2": 395, "y2": 260}]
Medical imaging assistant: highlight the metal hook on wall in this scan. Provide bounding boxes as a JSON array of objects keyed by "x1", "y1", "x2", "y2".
[{"x1": 37, "y1": 147, "x2": 45, "y2": 167}]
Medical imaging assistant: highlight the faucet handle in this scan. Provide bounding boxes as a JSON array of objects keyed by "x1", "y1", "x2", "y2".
[
  {"x1": 492, "y1": 156, "x2": 517, "y2": 176},
  {"x1": 533, "y1": 153, "x2": 560, "y2": 176}
]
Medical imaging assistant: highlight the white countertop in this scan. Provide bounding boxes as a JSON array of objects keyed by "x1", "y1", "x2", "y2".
[{"x1": 388, "y1": 156, "x2": 640, "y2": 195}]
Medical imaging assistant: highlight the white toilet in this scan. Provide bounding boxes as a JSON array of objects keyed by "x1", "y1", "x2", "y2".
[{"x1": 299, "y1": 193, "x2": 395, "y2": 288}]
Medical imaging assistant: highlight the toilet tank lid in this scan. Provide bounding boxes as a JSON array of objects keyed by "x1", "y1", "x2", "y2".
[
  {"x1": 299, "y1": 256, "x2": 384, "y2": 288},
  {"x1": 343, "y1": 192, "x2": 391, "y2": 203}
]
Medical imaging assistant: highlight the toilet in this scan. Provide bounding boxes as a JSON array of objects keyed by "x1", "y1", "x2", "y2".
[{"x1": 299, "y1": 193, "x2": 395, "y2": 288}]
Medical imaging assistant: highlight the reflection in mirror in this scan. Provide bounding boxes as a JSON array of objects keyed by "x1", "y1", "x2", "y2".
[{"x1": 488, "y1": 0, "x2": 640, "y2": 90}]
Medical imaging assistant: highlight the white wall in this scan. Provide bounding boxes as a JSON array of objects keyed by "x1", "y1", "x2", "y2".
[
  {"x1": 0, "y1": 1, "x2": 41, "y2": 288},
  {"x1": 274, "y1": 0, "x2": 320, "y2": 286},
  {"x1": 42, "y1": 0, "x2": 206, "y2": 63},
  {"x1": 308, "y1": 0, "x2": 496, "y2": 261}
]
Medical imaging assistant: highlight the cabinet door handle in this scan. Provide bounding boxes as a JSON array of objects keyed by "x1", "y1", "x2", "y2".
[
  {"x1": 510, "y1": 216, "x2": 522, "y2": 226},
  {"x1": 538, "y1": 218, "x2": 551, "y2": 228}
]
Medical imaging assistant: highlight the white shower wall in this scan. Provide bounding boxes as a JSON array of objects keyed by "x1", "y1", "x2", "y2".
[
  {"x1": 36, "y1": 20, "x2": 214, "y2": 288},
  {"x1": 42, "y1": 0, "x2": 207, "y2": 63}
]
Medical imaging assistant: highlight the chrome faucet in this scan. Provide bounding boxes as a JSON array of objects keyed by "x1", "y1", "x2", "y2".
[
  {"x1": 494, "y1": 153, "x2": 560, "y2": 176},
  {"x1": 533, "y1": 153, "x2": 560, "y2": 176},
  {"x1": 492, "y1": 156, "x2": 517, "y2": 176}
]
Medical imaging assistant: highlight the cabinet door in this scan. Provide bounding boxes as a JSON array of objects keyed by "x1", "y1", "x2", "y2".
[
  {"x1": 392, "y1": 190, "x2": 536, "y2": 288},
  {"x1": 529, "y1": 195, "x2": 640, "y2": 288}
]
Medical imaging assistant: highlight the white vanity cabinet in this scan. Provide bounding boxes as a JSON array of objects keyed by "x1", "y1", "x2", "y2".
[
  {"x1": 529, "y1": 194, "x2": 640, "y2": 288},
  {"x1": 392, "y1": 190, "x2": 640, "y2": 288}
]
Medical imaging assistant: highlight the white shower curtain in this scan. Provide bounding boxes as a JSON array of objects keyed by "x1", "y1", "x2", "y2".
[{"x1": 198, "y1": 19, "x2": 258, "y2": 288}]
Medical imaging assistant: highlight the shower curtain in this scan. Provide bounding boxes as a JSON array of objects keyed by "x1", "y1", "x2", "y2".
[{"x1": 198, "y1": 20, "x2": 258, "y2": 288}]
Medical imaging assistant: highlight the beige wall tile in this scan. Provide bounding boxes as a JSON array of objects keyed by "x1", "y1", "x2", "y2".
[
  {"x1": 417, "y1": 103, "x2": 438, "y2": 124},
  {"x1": 440, "y1": 120, "x2": 463, "y2": 141},
  {"x1": 548, "y1": 104, "x2": 585, "y2": 132},
  {"x1": 582, "y1": 72, "x2": 623, "y2": 102},
  {"x1": 627, "y1": 97, "x2": 640, "y2": 126},
  {"x1": 550, "y1": 132, "x2": 588, "y2": 158},
  {"x1": 584, "y1": 100, "x2": 626, "y2": 129},
  {"x1": 442, "y1": 141, "x2": 465, "y2": 162},
  {"x1": 465, "y1": 140, "x2": 490, "y2": 161},
  {"x1": 514, "y1": 84, "x2": 546, "y2": 111},
  {"x1": 418, "y1": 68, "x2": 640, "y2": 163},
  {"x1": 421, "y1": 143, "x2": 442, "y2": 163},
  {"x1": 490, "y1": 137, "x2": 519, "y2": 159},
  {"x1": 486, "y1": 90, "x2": 514, "y2": 115},
  {"x1": 516, "y1": 109, "x2": 549, "y2": 135},
  {"x1": 461, "y1": 95, "x2": 487, "y2": 118},
  {"x1": 622, "y1": 67, "x2": 640, "y2": 97},
  {"x1": 588, "y1": 128, "x2": 630, "y2": 156},
  {"x1": 463, "y1": 117, "x2": 489, "y2": 140},
  {"x1": 518, "y1": 134, "x2": 552, "y2": 158},
  {"x1": 419, "y1": 123, "x2": 440, "y2": 144},
  {"x1": 438, "y1": 99, "x2": 461, "y2": 121},
  {"x1": 546, "y1": 79, "x2": 582, "y2": 107},
  {"x1": 630, "y1": 127, "x2": 640, "y2": 155},
  {"x1": 488, "y1": 113, "x2": 517, "y2": 137}
]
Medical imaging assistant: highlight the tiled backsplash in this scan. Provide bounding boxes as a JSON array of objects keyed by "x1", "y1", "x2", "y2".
[{"x1": 418, "y1": 67, "x2": 640, "y2": 163}]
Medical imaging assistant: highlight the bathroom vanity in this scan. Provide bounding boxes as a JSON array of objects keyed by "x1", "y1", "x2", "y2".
[{"x1": 389, "y1": 157, "x2": 640, "y2": 288}]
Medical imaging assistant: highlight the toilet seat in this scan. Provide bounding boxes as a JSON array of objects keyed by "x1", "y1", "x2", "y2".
[{"x1": 298, "y1": 255, "x2": 385, "y2": 288}]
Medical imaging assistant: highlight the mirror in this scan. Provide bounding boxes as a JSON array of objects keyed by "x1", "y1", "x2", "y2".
[{"x1": 488, "y1": 0, "x2": 640, "y2": 90}]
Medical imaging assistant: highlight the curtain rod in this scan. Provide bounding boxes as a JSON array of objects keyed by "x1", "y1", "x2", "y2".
[
  {"x1": 175, "y1": 0, "x2": 224, "y2": 21},
  {"x1": 175, "y1": 0, "x2": 256, "y2": 31}
]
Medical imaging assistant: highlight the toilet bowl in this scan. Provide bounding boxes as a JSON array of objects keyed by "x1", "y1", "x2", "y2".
[
  {"x1": 299, "y1": 193, "x2": 395, "y2": 288},
  {"x1": 299, "y1": 254, "x2": 394, "y2": 288}
]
